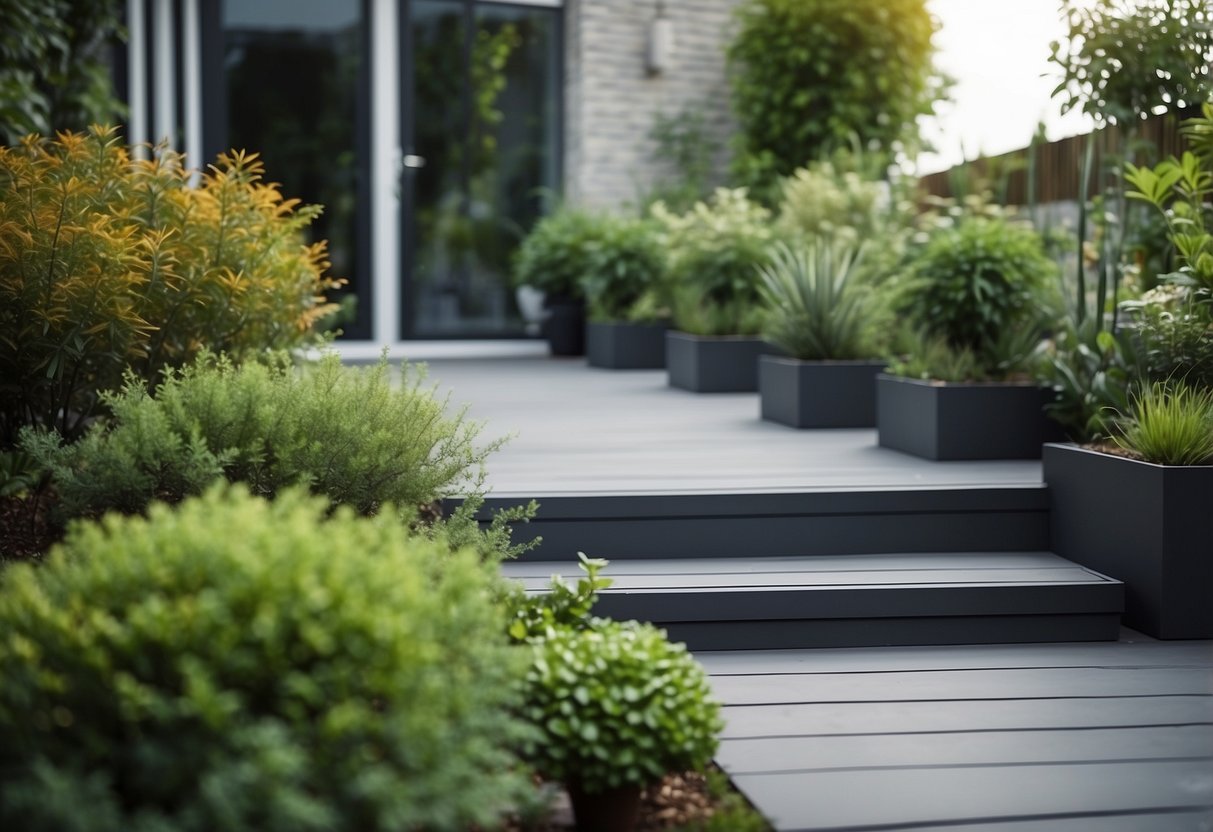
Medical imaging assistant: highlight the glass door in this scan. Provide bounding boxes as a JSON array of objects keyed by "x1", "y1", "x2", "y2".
[
  {"x1": 403, "y1": 0, "x2": 561, "y2": 338},
  {"x1": 219, "y1": 0, "x2": 371, "y2": 339}
]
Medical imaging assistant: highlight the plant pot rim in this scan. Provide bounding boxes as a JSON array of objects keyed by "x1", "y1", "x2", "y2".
[
  {"x1": 669, "y1": 330, "x2": 764, "y2": 342},
  {"x1": 1044, "y1": 441, "x2": 1213, "y2": 470},
  {"x1": 877, "y1": 373, "x2": 1044, "y2": 389},
  {"x1": 764, "y1": 355, "x2": 886, "y2": 367}
]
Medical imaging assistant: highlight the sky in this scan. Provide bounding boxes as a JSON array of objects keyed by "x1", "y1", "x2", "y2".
[{"x1": 915, "y1": 0, "x2": 1096, "y2": 174}]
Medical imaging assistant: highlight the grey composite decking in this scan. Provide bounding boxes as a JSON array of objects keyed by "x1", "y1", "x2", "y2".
[
  {"x1": 701, "y1": 638, "x2": 1213, "y2": 831},
  {"x1": 418, "y1": 358, "x2": 1041, "y2": 496}
]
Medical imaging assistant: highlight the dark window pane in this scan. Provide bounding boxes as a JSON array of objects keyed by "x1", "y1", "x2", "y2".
[{"x1": 222, "y1": 0, "x2": 368, "y2": 338}]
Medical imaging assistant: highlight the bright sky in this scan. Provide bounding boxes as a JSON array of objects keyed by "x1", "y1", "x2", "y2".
[{"x1": 915, "y1": 0, "x2": 1096, "y2": 174}]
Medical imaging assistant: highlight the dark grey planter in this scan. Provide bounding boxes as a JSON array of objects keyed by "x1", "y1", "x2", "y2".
[
  {"x1": 586, "y1": 321, "x2": 668, "y2": 369},
  {"x1": 876, "y1": 374, "x2": 1058, "y2": 460},
  {"x1": 666, "y1": 331, "x2": 770, "y2": 393},
  {"x1": 759, "y1": 357, "x2": 885, "y2": 428},
  {"x1": 1043, "y1": 443, "x2": 1213, "y2": 639},
  {"x1": 543, "y1": 300, "x2": 585, "y2": 356}
]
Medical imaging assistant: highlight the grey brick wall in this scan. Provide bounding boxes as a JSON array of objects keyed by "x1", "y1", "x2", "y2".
[{"x1": 563, "y1": 0, "x2": 743, "y2": 210}]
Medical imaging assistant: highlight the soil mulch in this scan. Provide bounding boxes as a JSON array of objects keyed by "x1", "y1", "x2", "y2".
[
  {"x1": 0, "y1": 493, "x2": 59, "y2": 562},
  {"x1": 511, "y1": 768, "x2": 759, "y2": 831}
]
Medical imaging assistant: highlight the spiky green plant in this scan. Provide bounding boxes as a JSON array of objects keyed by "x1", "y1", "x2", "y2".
[
  {"x1": 1117, "y1": 382, "x2": 1213, "y2": 465},
  {"x1": 757, "y1": 239, "x2": 882, "y2": 360}
]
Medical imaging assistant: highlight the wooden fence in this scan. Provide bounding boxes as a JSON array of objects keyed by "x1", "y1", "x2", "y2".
[{"x1": 919, "y1": 106, "x2": 1200, "y2": 205}]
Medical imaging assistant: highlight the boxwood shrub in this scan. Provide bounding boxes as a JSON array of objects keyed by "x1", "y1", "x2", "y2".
[{"x1": 0, "y1": 486, "x2": 531, "y2": 832}]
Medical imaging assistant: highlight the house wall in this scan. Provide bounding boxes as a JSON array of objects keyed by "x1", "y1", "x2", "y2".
[{"x1": 563, "y1": 0, "x2": 743, "y2": 210}]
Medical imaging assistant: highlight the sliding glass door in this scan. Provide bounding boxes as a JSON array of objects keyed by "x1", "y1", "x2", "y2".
[
  {"x1": 403, "y1": 0, "x2": 561, "y2": 338},
  {"x1": 219, "y1": 0, "x2": 371, "y2": 338}
]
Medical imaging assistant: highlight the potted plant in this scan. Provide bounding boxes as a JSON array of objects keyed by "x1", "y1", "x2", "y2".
[
  {"x1": 653, "y1": 188, "x2": 775, "y2": 392},
  {"x1": 756, "y1": 238, "x2": 889, "y2": 428},
  {"x1": 581, "y1": 215, "x2": 670, "y2": 370},
  {"x1": 512, "y1": 210, "x2": 594, "y2": 356},
  {"x1": 1044, "y1": 105, "x2": 1213, "y2": 639},
  {"x1": 877, "y1": 215, "x2": 1061, "y2": 459},
  {"x1": 522, "y1": 619, "x2": 723, "y2": 832}
]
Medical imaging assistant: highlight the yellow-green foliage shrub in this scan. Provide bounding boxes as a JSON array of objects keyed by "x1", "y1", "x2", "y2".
[
  {"x1": 0, "y1": 126, "x2": 340, "y2": 445},
  {"x1": 0, "y1": 486, "x2": 532, "y2": 832}
]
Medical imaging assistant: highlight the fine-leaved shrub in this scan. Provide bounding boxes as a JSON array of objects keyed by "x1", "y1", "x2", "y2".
[
  {"x1": 0, "y1": 486, "x2": 532, "y2": 832},
  {"x1": 653, "y1": 188, "x2": 774, "y2": 335},
  {"x1": 0, "y1": 127, "x2": 340, "y2": 445},
  {"x1": 22, "y1": 353, "x2": 523, "y2": 557}
]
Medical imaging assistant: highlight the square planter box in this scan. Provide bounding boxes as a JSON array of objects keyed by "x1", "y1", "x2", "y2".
[
  {"x1": 666, "y1": 331, "x2": 770, "y2": 393},
  {"x1": 876, "y1": 374, "x2": 1058, "y2": 460},
  {"x1": 759, "y1": 357, "x2": 885, "y2": 428},
  {"x1": 586, "y1": 321, "x2": 668, "y2": 369},
  {"x1": 1043, "y1": 443, "x2": 1213, "y2": 639}
]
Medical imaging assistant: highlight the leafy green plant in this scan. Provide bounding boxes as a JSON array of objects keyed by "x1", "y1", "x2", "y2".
[
  {"x1": 0, "y1": 449, "x2": 43, "y2": 498},
  {"x1": 22, "y1": 353, "x2": 527, "y2": 558},
  {"x1": 776, "y1": 156, "x2": 890, "y2": 247},
  {"x1": 511, "y1": 209, "x2": 596, "y2": 300},
  {"x1": 580, "y1": 216, "x2": 666, "y2": 322},
  {"x1": 0, "y1": 485, "x2": 533, "y2": 832},
  {"x1": 1126, "y1": 104, "x2": 1213, "y2": 305},
  {"x1": 899, "y1": 216, "x2": 1058, "y2": 379},
  {"x1": 0, "y1": 127, "x2": 341, "y2": 446},
  {"x1": 653, "y1": 188, "x2": 774, "y2": 335},
  {"x1": 507, "y1": 552, "x2": 612, "y2": 643},
  {"x1": 757, "y1": 240, "x2": 883, "y2": 360},
  {"x1": 521, "y1": 618, "x2": 723, "y2": 793},
  {"x1": 1117, "y1": 382, "x2": 1213, "y2": 465},
  {"x1": 1049, "y1": 0, "x2": 1212, "y2": 128},
  {"x1": 727, "y1": 0, "x2": 943, "y2": 178},
  {"x1": 1043, "y1": 320, "x2": 1139, "y2": 442},
  {"x1": 0, "y1": 0, "x2": 125, "y2": 144}
]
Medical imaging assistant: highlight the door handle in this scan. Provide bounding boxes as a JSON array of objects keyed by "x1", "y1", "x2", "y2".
[{"x1": 402, "y1": 154, "x2": 426, "y2": 169}]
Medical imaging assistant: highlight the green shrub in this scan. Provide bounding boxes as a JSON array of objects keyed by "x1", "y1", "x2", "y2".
[
  {"x1": 22, "y1": 353, "x2": 521, "y2": 555},
  {"x1": 1049, "y1": 0, "x2": 1212, "y2": 127},
  {"x1": 1042, "y1": 321, "x2": 1138, "y2": 442},
  {"x1": 727, "y1": 0, "x2": 942, "y2": 178},
  {"x1": 0, "y1": 1, "x2": 125, "y2": 143},
  {"x1": 776, "y1": 159, "x2": 889, "y2": 247},
  {"x1": 511, "y1": 209, "x2": 596, "y2": 300},
  {"x1": 758, "y1": 240, "x2": 884, "y2": 360},
  {"x1": 1117, "y1": 383, "x2": 1213, "y2": 465},
  {"x1": 507, "y1": 552, "x2": 612, "y2": 643},
  {"x1": 0, "y1": 127, "x2": 340, "y2": 446},
  {"x1": 581, "y1": 216, "x2": 666, "y2": 322},
  {"x1": 522, "y1": 618, "x2": 722, "y2": 794},
  {"x1": 0, "y1": 486, "x2": 532, "y2": 832},
  {"x1": 653, "y1": 188, "x2": 774, "y2": 335},
  {"x1": 887, "y1": 333, "x2": 982, "y2": 384},
  {"x1": 900, "y1": 217, "x2": 1057, "y2": 378}
]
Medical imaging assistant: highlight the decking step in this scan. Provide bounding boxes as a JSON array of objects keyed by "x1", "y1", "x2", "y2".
[
  {"x1": 475, "y1": 486, "x2": 1051, "y2": 560},
  {"x1": 502, "y1": 552, "x2": 1124, "y2": 650}
]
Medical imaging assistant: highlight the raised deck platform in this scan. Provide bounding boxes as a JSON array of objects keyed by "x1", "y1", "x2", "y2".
[{"x1": 413, "y1": 354, "x2": 1209, "y2": 830}]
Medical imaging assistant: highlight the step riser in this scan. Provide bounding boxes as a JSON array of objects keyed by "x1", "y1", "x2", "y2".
[{"x1": 505, "y1": 511, "x2": 1049, "y2": 560}]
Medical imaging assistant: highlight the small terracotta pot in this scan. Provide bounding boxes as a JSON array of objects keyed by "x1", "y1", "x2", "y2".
[{"x1": 566, "y1": 781, "x2": 644, "y2": 832}]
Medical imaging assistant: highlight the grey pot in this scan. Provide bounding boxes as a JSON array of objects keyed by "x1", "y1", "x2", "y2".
[
  {"x1": 759, "y1": 357, "x2": 886, "y2": 428},
  {"x1": 666, "y1": 331, "x2": 771, "y2": 393},
  {"x1": 876, "y1": 374, "x2": 1058, "y2": 460},
  {"x1": 586, "y1": 321, "x2": 668, "y2": 369},
  {"x1": 1043, "y1": 443, "x2": 1213, "y2": 639}
]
